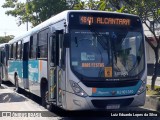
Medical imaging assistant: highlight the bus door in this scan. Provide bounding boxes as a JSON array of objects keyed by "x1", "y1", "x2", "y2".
[
  {"x1": 23, "y1": 42, "x2": 29, "y2": 89},
  {"x1": 48, "y1": 31, "x2": 57, "y2": 104},
  {"x1": 48, "y1": 30, "x2": 63, "y2": 106},
  {"x1": 0, "y1": 48, "x2": 5, "y2": 79}
]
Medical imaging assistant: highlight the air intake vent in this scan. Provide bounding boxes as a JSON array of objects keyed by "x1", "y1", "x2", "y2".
[{"x1": 91, "y1": 98, "x2": 134, "y2": 109}]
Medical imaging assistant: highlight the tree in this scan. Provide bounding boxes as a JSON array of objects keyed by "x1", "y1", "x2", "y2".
[
  {"x1": 2, "y1": 0, "x2": 69, "y2": 27},
  {"x1": 73, "y1": 0, "x2": 122, "y2": 11},
  {"x1": 0, "y1": 35, "x2": 14, "y2": 43},
  {"x1": 73, "y1": 0, "x2": 100, "y2": 10}
]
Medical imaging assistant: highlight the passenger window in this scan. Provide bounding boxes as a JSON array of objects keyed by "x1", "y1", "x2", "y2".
[
  {"x1": 17, "y1": 41, "x2": 22, "y2": 59},
  {"x1": 9, "y1": 44, "x2": 13, "y2": 59},
  {"x1": 13, "y1": 43, "x2": 17, "y2": 59},
  {"x1": 30, "y1": 34, "x2": 37, "y2": 59},
  {"x1": 38, "y1": 29, "x2": 48, "y2": 58}
]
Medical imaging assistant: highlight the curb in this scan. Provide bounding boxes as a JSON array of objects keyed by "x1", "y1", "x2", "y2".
[{"x1": 144, "y1": 95, "x2": 160, "y2": 111}]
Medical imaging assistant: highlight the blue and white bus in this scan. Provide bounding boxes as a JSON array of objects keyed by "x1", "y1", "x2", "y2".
[
  {"x1": 6, "y1": 10, "x2": 146, "y2": 110},
  {"x1": 0, "y1": 43, "x2": 9, "y2": 86}
]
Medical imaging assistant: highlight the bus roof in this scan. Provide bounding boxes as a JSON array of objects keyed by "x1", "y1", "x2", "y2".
[
  {"x1": 0, "y1": 43, "x2": 8, "y2": 48},
  {"x1": 64, "y1": 10, "x2": 138, "y2": 17},
  {"x1": 9, "y1": 10, "x2": 139, "y2": 44}
]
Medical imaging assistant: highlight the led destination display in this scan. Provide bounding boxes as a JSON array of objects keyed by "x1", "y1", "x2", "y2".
[{"x1": 80, "y1": 16, "x2": 130, "y2": 25}]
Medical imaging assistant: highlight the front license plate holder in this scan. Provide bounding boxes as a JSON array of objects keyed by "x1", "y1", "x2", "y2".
[{"x1": 106, "y1": 104, "x2": 120, "y2": 109}]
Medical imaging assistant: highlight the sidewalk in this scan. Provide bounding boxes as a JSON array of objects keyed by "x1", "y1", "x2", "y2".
[
  {"x1": 145, "y1": 76, "x2": 160, "y2": 111},
  {"x1": 147, "y1": 76, "x2": 160, "y2": 86}
]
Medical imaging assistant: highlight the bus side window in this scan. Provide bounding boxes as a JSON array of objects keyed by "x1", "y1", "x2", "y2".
[
  {"x1": 23, "y1": 42, "x2": 29, "y2": 60},
  {"x1": 30, "y1": 34, "x2": 37, "y2": 59},
  {"x1": 17, "y1": 41, "x2": 22, "y2": 59},
  {"x1": 38, "y1": 29, "x2": 48, "y2": 59},
  {"x1": 0, "y1": 50, "x2": 2, "y2": 64},
  {"x1": 1, "y1": 51, "x2": 3, "y2": 64},
  {"x1": 9, "y1": 44, "x2": 13, "y2": 59},
  {"x1": 50, "y1": 34, "x2": 56, "y2": 64},
  {"x1": 20, "y1": 41, "x2": 22, "y2": 59},
  {"x1": 2, "y1": 50, "x2": 5, "y2": 64},
  {"x1": 5, "y1": 45, "x2": 9, "y2": 65},
  {"x1": 29, "y1": 36, "x2": 33, "y2": 59},
  {"x1": 0, "y1": 49, "x2": 5, "y2": 64},
  {"x1": 13, "y1": 43, "x2": 17, "y2": 60}
]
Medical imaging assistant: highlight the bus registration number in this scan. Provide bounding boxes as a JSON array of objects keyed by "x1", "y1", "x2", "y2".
[{"x1": 106, "y1": 104, "x2": 120, "y2": 109}]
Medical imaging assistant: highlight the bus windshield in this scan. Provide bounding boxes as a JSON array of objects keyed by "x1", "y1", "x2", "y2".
[{"x1": 70, "y1": 29, "x2": 145, "y2": 79}]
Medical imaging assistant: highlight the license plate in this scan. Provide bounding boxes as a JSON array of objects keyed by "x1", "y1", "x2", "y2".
[{"x1": 106, "y1": 104, "x2": 120, "y2": 109}]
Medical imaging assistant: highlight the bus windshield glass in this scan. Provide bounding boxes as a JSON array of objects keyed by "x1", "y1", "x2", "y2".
[{"x1": 70, "y1": 29, "x2": 145, "y2": 79}]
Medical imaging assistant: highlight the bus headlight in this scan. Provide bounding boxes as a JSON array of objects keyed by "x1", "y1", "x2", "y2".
[
  {"x1": 137, "y1": 80, "x2": 146, "y2": 95},
  {"x1": 69, "y1": 80, "x2": 88, "y2": 97}
]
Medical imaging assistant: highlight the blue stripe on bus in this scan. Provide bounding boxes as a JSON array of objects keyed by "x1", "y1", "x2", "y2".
[
  {"x1": 8, "y1": 60, "x2": 39, "y2": 82},
  {"x1": 23, "y1": 61, "x2": 28, "y2": 78},
  {"x1": 8, "y1": 60, "x2": 28, "y2": 79},
  {"x1": 92, "y1": 80, "x2": 142, "y2": 96},
  {"x1": 8, "y1": 60, "x2": 23, "y2": 78}
]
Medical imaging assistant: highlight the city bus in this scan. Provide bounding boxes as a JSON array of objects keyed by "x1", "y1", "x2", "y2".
[
  {"x1": 0, "y1": 43, "x2": 9, "y2": 86},
  {"x1": 6, "y1": 10, "x2": 146, "y2": 110}
]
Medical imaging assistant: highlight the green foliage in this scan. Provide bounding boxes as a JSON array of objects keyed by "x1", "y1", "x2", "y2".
[
  {"x1": 73, "y1": 0, "x2": 123, "y2": 11},
  {"x1": 0, "y1": 35, "x2": 14, "y2": 43},
  {"x1": 73, "y1": 0, "x2": 100, "y2": 10},
  {"x1": 25, "y1": 0, "x2": 68, "y2": 26},
  {"x1": 2, "y1": 0, "x2": 69, "y2": 26},
  {"x1": 73, "y1": 0, "x2": 86, "y2": 10},
  {"x1": 147, "y1": 84, "x2": 160, "y2": 95}
]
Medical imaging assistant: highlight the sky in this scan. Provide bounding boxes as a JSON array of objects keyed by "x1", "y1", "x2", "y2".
[{"x1": 0, "y1": 0, "x2": 31, "y2": 37}]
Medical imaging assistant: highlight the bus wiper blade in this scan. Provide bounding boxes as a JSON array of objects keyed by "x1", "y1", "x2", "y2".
[{"x1": 75, "y1": 37, "x2": 78, "y2": 47}]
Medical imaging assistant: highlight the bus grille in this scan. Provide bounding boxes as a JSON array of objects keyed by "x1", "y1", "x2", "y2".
[
  {"x1": 91, "y1": 98, "x2": 134, "y2": 109},
  {"x1": 82, "y1": 80, "x2": 139, "y2": 88}
]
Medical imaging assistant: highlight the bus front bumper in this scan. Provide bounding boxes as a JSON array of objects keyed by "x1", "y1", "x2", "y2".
[{"x1": 65, "y1": 90, "x2": 146, "y2": 111}]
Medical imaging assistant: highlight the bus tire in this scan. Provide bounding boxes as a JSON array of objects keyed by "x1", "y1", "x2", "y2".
[
  {"x1": 14, "y1": 73, "x2": 20, "y2": 93},
  {"x1": 41, "y1": 83, "x2": 47, "y2": 107},
  {"x1": 41, "y1": 80, "x2": 53, "y2": 111}
]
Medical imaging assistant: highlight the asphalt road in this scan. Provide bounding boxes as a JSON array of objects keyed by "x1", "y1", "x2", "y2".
[{"x1": 0, "y1": 81, "x2": 160, "y2": 120}]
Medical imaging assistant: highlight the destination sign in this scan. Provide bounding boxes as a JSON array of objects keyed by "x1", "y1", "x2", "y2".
[{"x1": 80, "y1": 16, "x2": 130, "y2": 26}]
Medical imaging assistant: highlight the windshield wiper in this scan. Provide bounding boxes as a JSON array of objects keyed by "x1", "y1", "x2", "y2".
[{"x1": 75, "y1": 37, "x2": 78, "y2": 47}]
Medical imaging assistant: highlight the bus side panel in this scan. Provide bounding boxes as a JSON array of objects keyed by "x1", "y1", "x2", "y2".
[
  {"x1": 23, "y1": 60, "x2": 29, "y2": 89},
  {"x1": 8, "y1": 60, "x2": 23, "y2": 86},
  {"x1": 3, "y1": 65, "x2": 8, "y2": 81},
  {"x1": 28, "y1": 60, "x2": 47, "y2": 97},
  {"x1": 28, "y1": 60, "x2": 39, "y2": 95},
  {"x1": 39, "y1": 60, "x2": 47, "y2": 80}
]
